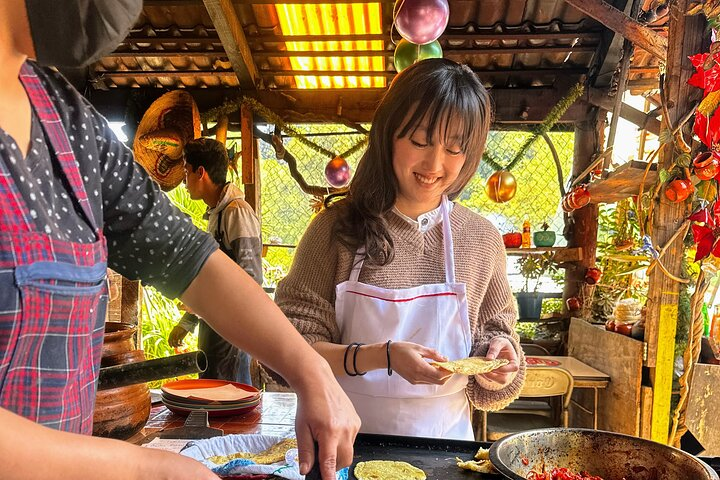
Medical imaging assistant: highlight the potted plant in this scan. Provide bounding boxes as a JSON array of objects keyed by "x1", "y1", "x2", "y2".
[
  {"x1": 533, "y1": 222, "x2": 556, "y2": 247},
  {"x1": 515, "y1": 252, "x2": 559, "y2": 319}
]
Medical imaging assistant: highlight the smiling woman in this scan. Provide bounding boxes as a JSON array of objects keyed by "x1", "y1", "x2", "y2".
[{"x1": 274, "y1": 58, "x2": 527, "y2": 441}]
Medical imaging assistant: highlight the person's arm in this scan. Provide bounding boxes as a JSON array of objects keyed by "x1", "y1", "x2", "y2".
[
  {"x1": 466, "y1": 230, "x2": 526, "y2": 411},
  {"x1": 311, "y1": 341, "x2": 452, "y2": 385},
  {"x1": 78, "y1": 94, "x2": 358, "y2": 478},
  {"x1": 221, "y1": 203, "x2": 263, "y2": 285},
  {"x1": 180, "y1": 250, "x2": 360, "y2": 479},
  {"x1": 0, "y1": 407, "x2": 219, "y2": 480},
  {"x1": 274, "y1": 209, "x2": 451, "y2": 385}
]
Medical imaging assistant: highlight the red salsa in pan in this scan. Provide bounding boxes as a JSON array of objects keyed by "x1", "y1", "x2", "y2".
[{"x1": 527, "y1": 467, "x2": 616, "y2": 480}]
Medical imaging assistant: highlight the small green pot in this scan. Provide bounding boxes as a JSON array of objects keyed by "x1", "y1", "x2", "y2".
[{"x1": 533, "y1": 230, "x2": 556, "y2": 247}]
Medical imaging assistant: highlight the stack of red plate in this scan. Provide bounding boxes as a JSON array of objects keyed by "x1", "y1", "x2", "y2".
[{"x1": 160, "y1": 379, "x2": 262, "y2": 417}]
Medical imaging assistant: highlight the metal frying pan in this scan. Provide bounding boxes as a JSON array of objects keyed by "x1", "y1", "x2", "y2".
[{"x1": 489, "y1": 428, "x2": 718, "y2": 480}]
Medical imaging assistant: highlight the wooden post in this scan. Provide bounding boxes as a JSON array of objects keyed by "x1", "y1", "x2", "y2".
[
  {"x1": 215, "y1": 115, "x2": 229, "y2": 145},
  {"x1": 645, "y1": 0, "x2": 705, "y2": 445},
  {"x1": 121, "y1": 277, "x2": 142, "y2": 347},
  {"x1": 563, "y1": 105, "x2": 603, "y2": 316},
  {"x1": 240, "y1": 104, "x2": 260, "y2": 213}
]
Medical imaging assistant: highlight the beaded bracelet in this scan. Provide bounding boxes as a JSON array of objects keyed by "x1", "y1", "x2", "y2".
[
  {"x1": 352, "y1": 343, "x2": 367, "y2": 376},
  {"x1": 386, "y1": 340, "x2": 393, "y2": 376}
]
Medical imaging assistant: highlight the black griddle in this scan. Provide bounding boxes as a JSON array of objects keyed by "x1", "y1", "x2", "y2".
[{"x1": 347, "y1": 433, "x2": 501, "y2": 479}]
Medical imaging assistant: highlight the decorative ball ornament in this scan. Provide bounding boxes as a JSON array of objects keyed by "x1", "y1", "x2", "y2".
[
  {"x1": 325, "y1": 156, "x2": 351, "y2": 188},
  {"x1": 485, "y1": 170, "x2": 517, "y2": 203},
  {"x1": 393, "y1": 0, "x2": 449, "y2": 45},
  {"x1": 393, "y1": 39, "x2": 443, "y2": 72}
]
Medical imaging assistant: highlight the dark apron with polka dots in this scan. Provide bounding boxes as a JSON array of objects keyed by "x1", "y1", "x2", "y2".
[{"x1": 0, "y1": 63, "x2": 107, "y2": 433}]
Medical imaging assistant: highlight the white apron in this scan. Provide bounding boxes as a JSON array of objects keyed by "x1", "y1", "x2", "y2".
[{"x1": 335, "y1": 196, "x2": 474, "y2": 440}]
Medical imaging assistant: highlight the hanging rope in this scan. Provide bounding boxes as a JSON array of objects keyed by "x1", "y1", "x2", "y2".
[
  {"x1": 671, "y1": 268, "x2": 709, "y2": 446},
  {"x1": 542, "y1": 132, "x2": 566, "y2": 197}
]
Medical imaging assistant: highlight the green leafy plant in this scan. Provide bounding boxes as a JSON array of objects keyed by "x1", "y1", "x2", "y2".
[
  {"x1": 592, "y1": 201, "x2": 648, "y2": 323},
  {"x1": 517, "y1": 252, "x2": 559, "y2": 293}
]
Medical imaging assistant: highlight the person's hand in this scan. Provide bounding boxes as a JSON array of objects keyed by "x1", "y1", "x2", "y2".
[
  {"x1": 478, "y1": 337, "x2": 519, "y2": 386},
  {"x1": 391, "y1": 341, "x2": 453, "y2": 385},
  {"x1": 168, "y1": 325, "x2": 189, "y2": 348},
  {"x1": 294, "y1": 362, "x2": 361, "y2": 480}
]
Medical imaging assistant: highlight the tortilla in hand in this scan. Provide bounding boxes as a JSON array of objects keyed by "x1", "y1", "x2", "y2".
[
  {"x1": 431, "y1": 356, "x2": 509, "y2": 375},
  {"x1": 354, "y1": 460, "x2": 426, "y2": 480}
]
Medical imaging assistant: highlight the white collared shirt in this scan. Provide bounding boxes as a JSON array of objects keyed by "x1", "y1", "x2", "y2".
[{"x1": 393, "y1": 202, "x2": 454, "y2": 233}]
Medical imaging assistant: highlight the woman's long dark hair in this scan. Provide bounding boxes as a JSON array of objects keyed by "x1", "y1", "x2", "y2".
[{"x1": 330, "y1": 58, "x2": 493, "y2": 266}]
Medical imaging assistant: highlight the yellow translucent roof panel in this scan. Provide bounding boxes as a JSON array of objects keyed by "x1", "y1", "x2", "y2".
[{"x1": 275, "y1": 3, "x2": 386, "y2": 89}]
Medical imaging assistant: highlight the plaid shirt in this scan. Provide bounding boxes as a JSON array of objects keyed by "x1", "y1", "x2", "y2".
[
  {"x1": 0, "y1": 64, "x2": 107, "y2": 433},
  {"x1": 0, "y1": 62, "x2": 217, "y2": 433}
]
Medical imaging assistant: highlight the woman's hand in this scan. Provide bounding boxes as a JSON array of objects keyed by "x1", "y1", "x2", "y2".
[
  {"x1": 391, "y1": 341, "x2": 453, "y2": 385},
  {"x1": 478, "y1": 337, "x2": 519, "y2": 386}
]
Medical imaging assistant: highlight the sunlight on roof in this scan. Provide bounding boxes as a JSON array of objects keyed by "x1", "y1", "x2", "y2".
[{"x1": 275, "y1": 3, "x2": 386, "y2": 89}]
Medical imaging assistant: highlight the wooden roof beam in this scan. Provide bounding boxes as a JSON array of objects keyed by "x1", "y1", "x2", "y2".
[
  {"x1": 587, "y1": 87, "x2": 661, "y2": 135},
  {"x1": 202, "y1": 0, "x2": 260, "y2": 91},
  {"x1": 259, "y1": 67, "x2": 588, "y2": 77},
  {"x1": 251, "y1": 31, "x2": 602, "y2": 43},
  {"x1": 563, "y1": 0, "x2": 667, "y2": 61},
  {"x1": 88, "y1": 86, "x2": 588, "y2": 124}
]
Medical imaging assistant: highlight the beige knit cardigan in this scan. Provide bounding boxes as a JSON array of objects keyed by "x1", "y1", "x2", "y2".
[{"x1": 275, "y1": 202, "x2": 526, "y2": 411}]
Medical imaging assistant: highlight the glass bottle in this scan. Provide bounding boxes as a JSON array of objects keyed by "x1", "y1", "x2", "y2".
[{"x1": 521, "y1": 218, "x2": 531, "y2": 248}]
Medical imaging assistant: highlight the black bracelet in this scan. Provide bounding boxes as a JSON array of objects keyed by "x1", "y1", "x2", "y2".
[
  {"x1": 344, "y1": 342, "x2": 361, "y2": 376},
  {"x1": 386, "y1": 340, "x2": 393, "y2": 376},
  {"x1": 352, "y1": 343, "x2": 367, "y2": 376}
]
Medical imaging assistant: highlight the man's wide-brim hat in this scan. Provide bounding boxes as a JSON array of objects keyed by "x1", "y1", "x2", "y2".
[{"x1": 133, "y1": 91, "x2": 201, "y2": 191}]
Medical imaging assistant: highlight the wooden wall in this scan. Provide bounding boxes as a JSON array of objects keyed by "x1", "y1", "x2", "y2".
[{"x1": 568, "y1": 318, "x2": 644, "y2": 436}]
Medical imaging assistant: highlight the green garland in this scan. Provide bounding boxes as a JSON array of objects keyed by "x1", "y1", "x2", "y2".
[
  {"x1": 200, "y1": 81, "x2": 584, "y2": 172},
  {"x1": 201, "y1": 97, "x2": 368, "y2": 160},
  {"x1": 495, "y1": 81, "x2": 585, "y2": 172},
  {"x1": 483, "y1": 151, "x2": 504, "y2": 171}
]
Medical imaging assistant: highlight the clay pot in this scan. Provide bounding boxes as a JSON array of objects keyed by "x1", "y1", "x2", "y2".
[
  {"x1": 693, "y1": 151, "x2": 720, "y2": 181},
  {"x1": 665, "y1": 178, "x2": 694, "y2": 203},
  {"x1": 570, "y1": 185, "x2": 591, "y2": 209},
  {"x1": 614, "y1": 322, "x2": 633, "y2": 336},
  {"x1": 503, "y1": 232, "x2": 523, "y2": 248},
  {"x1": 92, "y1": 322, "x2": 151, "y2": 440},
  {"x1": 584, "y1": 267, "x2": 603, "y2": 285},
  {"x1": 533, "y1": 230, "x2": 556, "y2": 247},
  {"x1": 566, "y1": 296, "x2": 582, "y2": 312}
]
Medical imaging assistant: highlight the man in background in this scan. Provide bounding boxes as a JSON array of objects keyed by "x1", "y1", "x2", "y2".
[{"x1": 169, "y1": 137, "x2": 262, "y2": 385}]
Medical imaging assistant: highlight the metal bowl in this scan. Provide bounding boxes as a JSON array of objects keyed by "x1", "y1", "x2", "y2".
[{"x1": 489, "y1": 428, "x2": 718, "y2": 480}]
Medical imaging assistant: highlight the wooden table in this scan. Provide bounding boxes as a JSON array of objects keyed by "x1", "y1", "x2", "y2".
[
  {"x1": 527, "y1": 355, "x2": 610, "y2": 429},
  {"x1": 128, "y1": 391, "x2": 297, "y2": 444}
]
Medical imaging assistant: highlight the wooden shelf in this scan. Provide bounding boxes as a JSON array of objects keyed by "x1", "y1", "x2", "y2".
[
  {"x1": 587, "y1": 160, "x2": 658, "y2": 204},
  {"x1": 505, "y1": 247, "x2": 583, "y2": 263}
]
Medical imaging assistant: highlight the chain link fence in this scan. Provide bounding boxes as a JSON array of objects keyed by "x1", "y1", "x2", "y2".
[{"x1": 258, "y1": 125, "x2": 575, "y2": 288}]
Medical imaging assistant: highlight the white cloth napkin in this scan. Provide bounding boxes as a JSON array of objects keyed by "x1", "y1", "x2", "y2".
[{"x1": 181, "y1": 434, "x2": 348, "y2": 480}]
